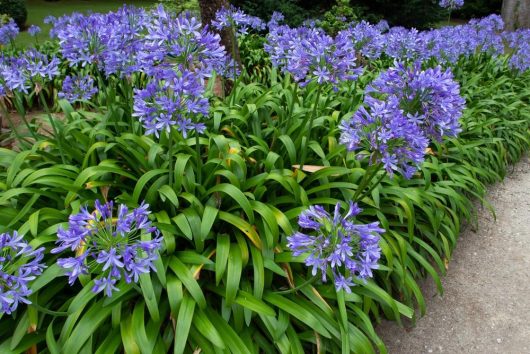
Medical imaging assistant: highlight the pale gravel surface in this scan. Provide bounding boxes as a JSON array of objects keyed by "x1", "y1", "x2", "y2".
[{"x1": 376, "y1": 155, "x2": 530, "y2": 354}]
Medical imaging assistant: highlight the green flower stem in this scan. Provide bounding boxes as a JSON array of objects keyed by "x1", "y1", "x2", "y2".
[
  {"x1": 30, "y1": 302, "x2": 68, "y2": 317},
  {"x1": 230, "y1": 26, "x2": 240, "y2": 106},
  {"x1": 195, "y1": 133, "x2": 202, "y2": 185},
  {"x1": 274, "y1": 275, "x2": 318, "y2": 295},
  {"x1": 352, "y1": 162, "x2": 383, "y2": 202},
  {"x1": 1, "y1": 103, "x2": 31, "y2": 147},
  {"x1": 280, "y1": 81, "x2": 297, "y2": 134},
  {"x1": 168, "y1": 129, "x2": 174, "y2": 187},
  {"x1": 299, "y1": 85, "x2": 323, "y2": 169},
  {"x1": 357, "y1": 169, "x2": 387, "y2": 202},
  {"x1": 38, "y1": 90, "x2": 66, "y2": 164},
  {"x1": 125, "y1": 78, "x2": 135, "y2": 134},
  {"x1": 336, "y1": 289, "x2": 350, "y2": 354},
  {"x1": 14, "y1": 94, "x2": 38, "y2": 141}
]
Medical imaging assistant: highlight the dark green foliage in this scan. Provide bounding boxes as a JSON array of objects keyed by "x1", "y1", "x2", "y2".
[
  {"x1": 0, "y1": 0, "x2": 27, "y2": 28},
  {"x1": 454, "y1": 0, "x2": 502, "y2": 19},
  {"x1": 229, "y1": 0, "x2": 324, "y2": 26},
  {"x1": 355, "y1": 0, "x2": 444, "y2": 29}
]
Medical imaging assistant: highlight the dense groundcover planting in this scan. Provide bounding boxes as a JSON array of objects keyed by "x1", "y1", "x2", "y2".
[{"x1": 0, "y1": 5, "x2": 529, "y2": 353}]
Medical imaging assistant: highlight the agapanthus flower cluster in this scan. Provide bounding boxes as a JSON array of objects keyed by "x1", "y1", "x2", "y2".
[
  {"x1": 0, "y1": 19, "x2": 18, "y2": 45},
  {"x1": 20, "y1": 49, "x2": 61, "y2": 82},
  {"x1": 349, "y1": 21, "x2": 385, "y2": 60},
  {"x1": 212, "y1": 5, "x2": 265, "y2": 36},
  {"x1": 0, "y1": 56, "x2": 28, "y2": 95},
  {"x1": 384, "y1": 27, "x2": 425, "y2": 61},
  {"x1": 141, "y1": 6, "x2": 229, "y2": 80},
  {"x1": 367, "y1": 61, "x2": 465, "y2": 141},
  {"x1": 439, "y1": 0, "x2": 464, "y2": 10},
  {"x1": 99, "y1": 5, "x2": 151, "y2": 77},
  {"x1": 0, "y1": 49, "x2": 60, "y2": 95},
  {"x1": 339, "y1": 95, "x2": 429, "y2": 178},
  {"x1": 265, "y1": 25, "x2": 361, "y2": 87},
  {"x1": 133, "y1": 68, "x2": 208, "y2": 138},
  {"x1": 504, "y1": 29, "x2": 530, "y2": 73},
  {"x1": 333, "y1": 14, "x2": 506, "y2": 64},
  {"x1": 53, "y1": 12, "x2": 110, "y2": 68},
  {"x1": 267, "y1": 11, "x2": 284, "y2": 29},
  {"x1": 1, "y1": 231, "x2": 46, "y2": 314},
  {"x1": 52, "y1": 200, "x2": 162, "y2": 297},
  {"x1": 27, "y1": 25, "x2": 41, "y2": 36},
  {"x1": 287, "y1": 202, "x2": 384, "y2": 292},
  {"x1": 58, "y1": 74, "x2": 98, "y2": 102}
]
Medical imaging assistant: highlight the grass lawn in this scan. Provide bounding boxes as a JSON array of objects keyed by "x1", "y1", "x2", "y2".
[{"x1": 16, "y1": 0, "x2": 156, "y2": 48}]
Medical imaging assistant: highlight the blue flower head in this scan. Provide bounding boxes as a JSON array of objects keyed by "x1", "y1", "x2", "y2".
[
  {"x1": 1, "y1": 231, "x2": 46, "y2": 314},
  {"x1": 287, "y1": 202, "x2": 384, "y2": 293},
  {"x1": 52, "y1": 200, "x2": 162, "y2": 297}
]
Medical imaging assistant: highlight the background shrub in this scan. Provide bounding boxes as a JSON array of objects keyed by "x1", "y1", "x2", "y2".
[
  {"x1": 355, "y1": 0, "x2": 444, "y2": 29},
  {"x1": 0, "y1": 0, "x2": 27, "y2": 29},
  {"x1": 230, "y1": 0, "x2": 324, "y2": 26},
  {"x1": 454, "y1": 0, "x2": 502, "y2": 19}
]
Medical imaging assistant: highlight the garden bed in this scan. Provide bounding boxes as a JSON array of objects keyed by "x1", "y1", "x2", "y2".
[{"x1": 0, "y1": 5, "x2": 529, "y2": 354}]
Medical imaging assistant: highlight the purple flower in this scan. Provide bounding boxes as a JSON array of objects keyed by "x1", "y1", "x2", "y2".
[
  {"x1": 287, "y1": 202, "x2": 384, "y2": 292},
  {"x1": 28, "y1": 25, "x2": 41, "y2": 36},
  {"x1": 212, "y1": 5, "x2": 265, "y2": 36},
  {"x1": 0, "y1": 231, "x2": 46, "y2": 314},
  {"x1": 58, "y1": 74, "x2": 98, "y2": 102},
  {"x1": 439, "y1": 0, "x2": 464, "y2": 10},
  {"x1": 133, "y1": 68, "x2": 209, "y2": 138},
  {"x1": 339, "y1": 95, "x2": 429, "y2": 178},
  {"x1": 368, "y1": 61, "x2": 465, "y2": 141},
  {"x1": 0, "y1": 49, "x2": 60, "y2": 95},
  {"x1": 0, "y1": 19, "x2": 19, "y2": 45},
  {"x1": 141, "y1": 6, "x2": 229, "y2": 79},
  {"x1": 349, "y1": 21, "x2": 385, "y2": 60},
  {"x1": 52, "y1": 200, "x2": 162, "y2": 297},
  {"x1": 504, "y1": 29, "x2": 530, "y2": 73},
  {"x1": 265, "y1": 24, "x2": 361, "y2": 88}
]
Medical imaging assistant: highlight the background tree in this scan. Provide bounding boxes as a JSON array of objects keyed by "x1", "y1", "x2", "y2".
[
  {"x1": 502, "y1": 0, "x2": 530, "y2": 30},
  {"x1": 198, "y1": 0, "x2": 240, "y2": 64}
]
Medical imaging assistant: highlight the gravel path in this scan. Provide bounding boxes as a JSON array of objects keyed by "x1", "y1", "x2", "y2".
[{"x1": 376, "y1": 156, "x2": 530, "y2": 354}]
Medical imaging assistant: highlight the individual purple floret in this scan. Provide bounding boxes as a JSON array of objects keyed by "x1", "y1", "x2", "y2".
[
  {"x1": 27, "y1": 25, "x2": 41, "y2": 36},
  {"x1": 212, "y1": 5, "x2": 266, "y2": 36},
  {"x1": 287, "y1": 202, "x2": 384, "y2": 293},
  {"x1": 0, "y1": 231, "x2": 46, "y2": 315},
  {"x1": 58, "y1": 74, "x2": 98, "y2": 102},
  {"x1": 0, "y1": 19, "x2": 19, "y2": 45},
  {"x1": 52, "y1": 200, "x2": 162, "y2": 297},
  {"x1": 439, "y1": 0, "x2": 464, "y2": 10},
  {"x1": 367, "y1": 61, "x2": 465, "y2": 141},
  {"x1": 339, "y1": 95, "x2": 429, "y2": 178},
  {"x1": 133, "y1": 68, "x2": 208, "y2": 138}
]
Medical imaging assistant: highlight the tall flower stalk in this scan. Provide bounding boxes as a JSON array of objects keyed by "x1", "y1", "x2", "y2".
[{"x1": 265, "y1": 24, "x2": 361, "y2": 167}]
